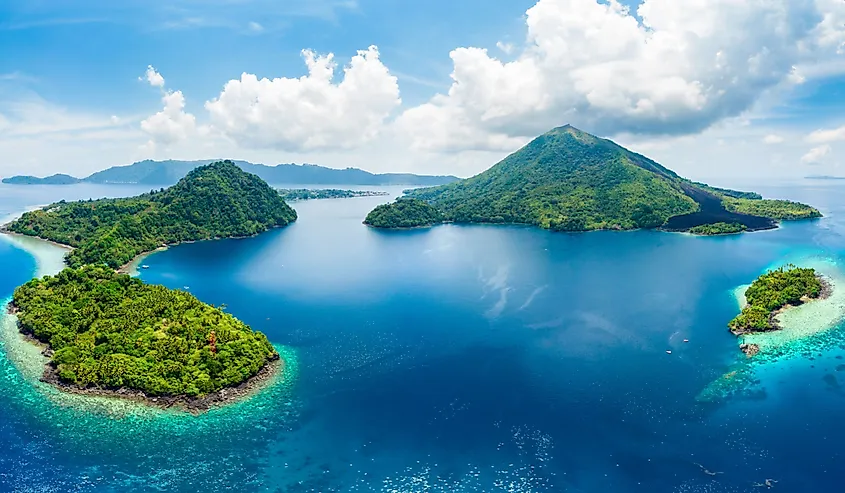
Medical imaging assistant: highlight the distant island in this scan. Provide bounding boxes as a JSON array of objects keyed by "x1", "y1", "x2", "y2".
[
  {"x1": 806, "y1": 175, "x2": 845, "y2": 181},
  {"x1": 277, "y1": 188, "x2": 389, "y2": 201},
  {"x1": 364, "y1": 125, "x2": 821, "y2": 234},
  {"x1": 2, "y1": 159, "x2": 459, "y2": 187},
  {"x1": 2, "y1": 174, "x2": 82, "y2": 185},
  {"x1": 3, "y1": 161, "x2": 297, "y2": 269},
  {"x1": 10, "y1": 265, "x2": 279, "y2": 410},
  {"x1": 1, "y1": 161, "x2": 291, "y2": 409}
]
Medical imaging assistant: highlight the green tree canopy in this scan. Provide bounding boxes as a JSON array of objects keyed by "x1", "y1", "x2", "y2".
[{"x1": 13, "y1": 265, "x2": 278, "y2": 397}]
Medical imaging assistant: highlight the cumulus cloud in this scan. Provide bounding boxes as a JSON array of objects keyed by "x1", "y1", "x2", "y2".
[
  {"x1": 806, "y1": 125, "x2": 845, "y2": 144},
  {"x1": 142, "y1": 65, "x2": 165, "y2": 88},
  {"x1": 801, "y1": 144, "x2": 832, "y2": 164},
  {"x1": 204, "y1": 45, "x2": 400, "y2": 151},
  {"x1": 140, "y1": 87, "x2": 197, "y2": 150},
  {"x1": 763, "y1": 134, "x2": 784, "y2": 144},
  {"x1": 396, "y1": 0, "x2": 842, "y2": 152}
]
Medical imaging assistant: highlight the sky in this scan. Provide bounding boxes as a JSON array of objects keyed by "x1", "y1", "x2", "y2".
[{"x1": 2, "y1": 0, "x2": 845, "y2": 183}]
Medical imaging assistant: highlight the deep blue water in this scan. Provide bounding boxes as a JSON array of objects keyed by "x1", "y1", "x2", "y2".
[{"x1": 1, "y1": 181, "x2": 844, "y2": 492}]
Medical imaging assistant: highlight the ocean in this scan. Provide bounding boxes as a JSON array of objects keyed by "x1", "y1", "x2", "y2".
[{"x1": 0, "y1": 180, "x2": 843, "y2": 492}]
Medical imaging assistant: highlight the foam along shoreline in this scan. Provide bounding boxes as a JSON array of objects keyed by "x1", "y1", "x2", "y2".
[
  {"x1": 118, "y1": 246, "x2": 168, "y2": 277},
  {"x1": 0, "y1": 226, "x2": 283, "y2": 415},
  {"x1": 734, "y1": 258, "x2": 845, "y2": 351}
]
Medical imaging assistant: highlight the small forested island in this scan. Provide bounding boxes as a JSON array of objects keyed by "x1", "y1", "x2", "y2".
[
  {"x1": 10, "y1": 265, "x2": 278, "y2": 408},
  {"x1": 277, "y1": 188, "x2": 388, "y2": 201},
  {"x1": 688, "y1": 222, "x2": 747, "y2": 236},
  {"x1": 1, "y1": 161, "x2": 292, "y2": 409},
  {"x1": 729, "y1": 265, "x2": 826, "y2": 336},
  {"x1": 2, "y1": 173, "x2": 82, "y2": 185},
  {"x1": 364, "y1": 198, "x2": 444, "y2": 229},
  {"x1": 3, "y1": 161, "x2": 297, "y2": 269},
  {"x1": 363, "y1": 125, "x2": 821, "y2": 234}
]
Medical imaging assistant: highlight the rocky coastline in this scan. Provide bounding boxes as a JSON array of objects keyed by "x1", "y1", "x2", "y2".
[{"x1": 39, "y1": 356, "x2": 282, "y2": 414}]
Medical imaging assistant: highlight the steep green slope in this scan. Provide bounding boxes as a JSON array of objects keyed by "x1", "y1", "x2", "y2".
[
  {"x1": 5, "y1": 161, "x2": 297, "y2": 268},
  {"x1": 12, "y1": 265, "x2": 278, "y2": 396},
  {"x1": 403, "y1": 126, "x2": 697, "y2": 231},
  {"x1": 370, "y1": 125, "x2": 820, "y2": 233}
]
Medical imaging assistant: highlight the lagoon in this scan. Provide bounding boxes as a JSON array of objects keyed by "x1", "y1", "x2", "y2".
[{"x1": 1, "y1": 180, "x2": 845, "y2": 491}]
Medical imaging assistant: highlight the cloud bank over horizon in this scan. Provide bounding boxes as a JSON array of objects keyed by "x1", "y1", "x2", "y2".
[{"x1": 1, "y1": 0, "x2": 845, "y2": 179}]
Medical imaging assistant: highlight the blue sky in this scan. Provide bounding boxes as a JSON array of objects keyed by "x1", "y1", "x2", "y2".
[
  {"x1": 1, "y1": 0, "x2": 536, "y2": 111},
  {"x1": 1, "y1": 0, "x2": 845, "y2": 181}
]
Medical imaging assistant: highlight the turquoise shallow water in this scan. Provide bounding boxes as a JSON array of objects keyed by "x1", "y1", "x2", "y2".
[{"x1": 1, "y1": 181, "x2": 845, "y2": 492}]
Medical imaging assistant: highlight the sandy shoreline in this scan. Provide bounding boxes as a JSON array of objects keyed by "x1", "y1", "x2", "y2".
[
  {"x1": 732, "y1": 259, "x2": 845, "y2": 351},
  {"x1": 0, "y1": 208, "x2": 286, "y2": 414}
]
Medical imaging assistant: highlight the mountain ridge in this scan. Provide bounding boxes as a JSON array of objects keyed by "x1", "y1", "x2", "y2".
[{"x1": 2, "y1": 160, "x2": 459, "y2": 187}]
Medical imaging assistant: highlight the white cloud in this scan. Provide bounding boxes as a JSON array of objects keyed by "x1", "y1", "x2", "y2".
[
  {"x1": 801, "y1": 144, "x2": 832, "y2": 164},
  {"x1": 806, "y1": 125, "x2": 845, "y2": 144},
  {"x1": 247, "y1": 21, "x2": 263, "y2": 33},
  {"x1": 142, "y1": 65, "x2": 165, "y2": 88},
  {"x1": 397, "y1": 0, "x2": 843, "y2": 152},
  {"x1": 204, "y1": 45, "x2": 400, "y2": 151},
  {"x1": 140, "y1": 90, "x2": 197, "y2": 150},
  {"x1": 496, "y1": 41, "x2": 514, "y2": 55},
  {"x1": 0, "y1": 95, "x2": 143, "y2": 177},
  {"x1": 763, "y1": 134, "x2": 784, "y2": 144}
]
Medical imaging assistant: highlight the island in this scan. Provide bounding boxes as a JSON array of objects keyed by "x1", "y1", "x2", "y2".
[
  {"x1": 364, "y1": 198, "x2": 444, "y2": 229},
  {"x1": 277, "y1": 188, "x2": 389, "y2": 201},
  {"x1": 688, "y1": 222, "x2": 747, "y2": 236},
  {"x1": 2, "y1": 159, "x2": 459, "y2": 187},
  {"x1": 2, "y1": 173, "x2": 81, "y2": 185},
  {"x1": 728, "y1": 265, "x2": 828, "y2": 356},
  {"x1": 1, "y1": 161, "x2": 293, "y2": 410},
  {"x1": 9, "y1": 265, "x2": 278, "y2": 409},
  {"x1": 3, "y1": 161, "x2": 297, "y2": 269},
  {"x1": 363, "y1": 125, "x2": 821, "y2": 234}
]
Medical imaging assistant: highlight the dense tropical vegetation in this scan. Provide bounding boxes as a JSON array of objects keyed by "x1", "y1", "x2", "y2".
[
  {"x1": 277, "y1": 188, "x2": 388, "y2": 201},
  {"x1": 5, "y1": 161, "x2": 297, "y2": 269},
  {"x1": 722, "y1": 198, "x2": 822, "y2": 221},
  {"x1": 729, "y1": 265, "x2": 823, "y2": 333},
  {"x1": 12, "y1": 265, "x2": 278, "y2": 396},
  {"x1": 364, "y1": 198, "x2": 444, "y2": 228},
  {"x1": 688, "y1": 222, "x2": 747, "y2": 235},
  {"x1": 367, "y1": 125, "x2": 820, "y2": 234}
]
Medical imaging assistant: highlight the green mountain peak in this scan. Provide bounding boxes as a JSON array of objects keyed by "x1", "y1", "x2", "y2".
[{"x1": 365, "y1": 126, "x2": 821, "y2": 233}]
